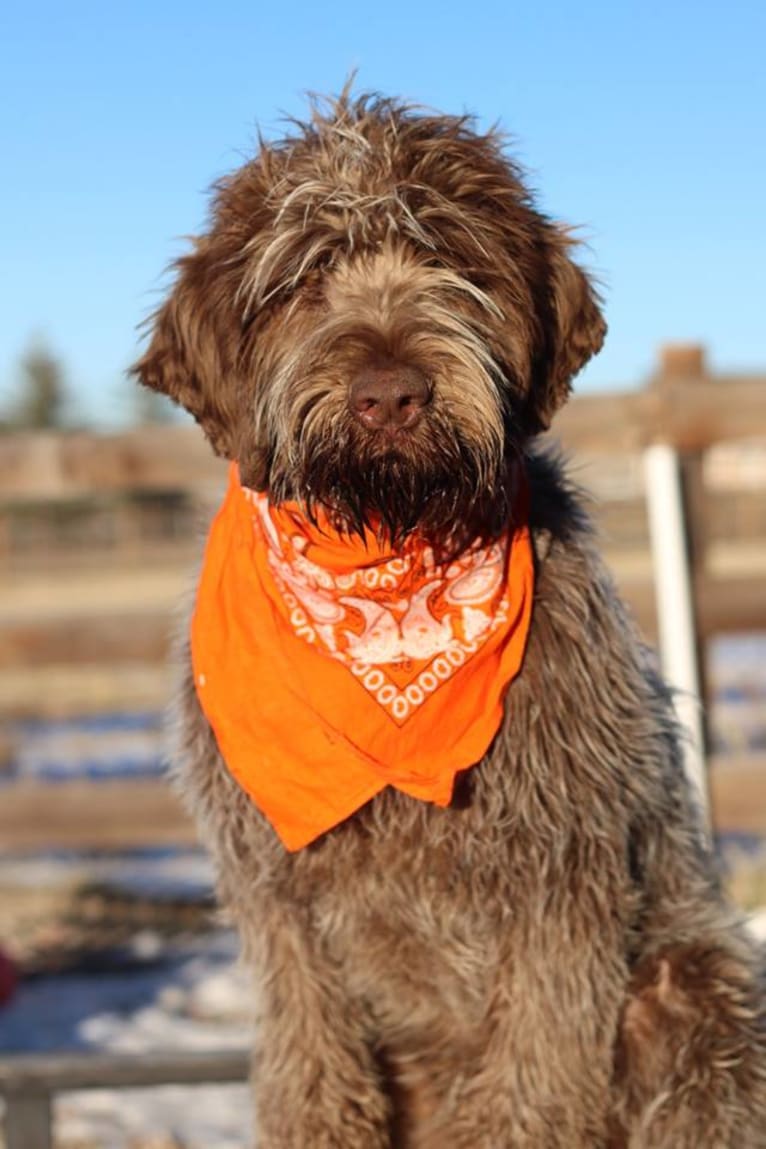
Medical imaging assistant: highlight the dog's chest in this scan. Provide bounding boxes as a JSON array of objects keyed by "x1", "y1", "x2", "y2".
[
  {"x1": 319, "y1": 873, "x2": 499, "y2": 1034},
  {"x1": 286, "y1": 800, "x2": 523, "y2": 1029}
]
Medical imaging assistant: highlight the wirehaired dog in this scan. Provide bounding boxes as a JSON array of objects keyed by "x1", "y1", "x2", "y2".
[{"x1": 133, "y1": 93, "x2": 766, "y2": 1147}]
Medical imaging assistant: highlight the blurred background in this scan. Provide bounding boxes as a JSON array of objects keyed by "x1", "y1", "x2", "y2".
[{"x1": 1, "y1": 1, "x2": 765, "y2": 1145}]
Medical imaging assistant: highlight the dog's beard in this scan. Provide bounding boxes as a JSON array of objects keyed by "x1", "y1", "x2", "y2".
[{"x1": 268, "y1": 408, "x2": 519, "y2": 557}]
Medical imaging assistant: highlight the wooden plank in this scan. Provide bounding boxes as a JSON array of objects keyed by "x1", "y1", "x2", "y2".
[
  {"x1": 694, "y1": 574, "x2": 766, "y2": 638},
  {"x1": 0, "y1": 663, "x2": 172, "y2": 719},
  {"x1": 552, "y1": 375, "x2": 766, "y2": 454},
  {"x1": 0, "y1": 779, "x2": 196, "y2": 851},
  {"x1": 709, "y1": 755, "x2": 766, "y2": 836},
  {"x1": 0, "y1": 565, "x2": 189, "y2": 626},
  {"x1": 0, "y1": 760, "x2": 763, "y2": 851},
  {"x1": 0, "y1": 1049, "x2": 248, "y2": 1092},
  {"x1": 0, "y1": 426, "x2": 225, "y2": 502},
  {"x1": 0, "y1": 611, "x2": 173, "y2": 669}
]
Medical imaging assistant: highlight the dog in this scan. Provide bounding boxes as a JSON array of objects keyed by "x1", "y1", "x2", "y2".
[{"x1": 133, "y1": 92, "x2": 766, "y2": 1147}]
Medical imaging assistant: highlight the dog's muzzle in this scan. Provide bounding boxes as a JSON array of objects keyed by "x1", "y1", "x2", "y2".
[{"x1": 348, "y1": 362, "x2": 430, "y2": 433}]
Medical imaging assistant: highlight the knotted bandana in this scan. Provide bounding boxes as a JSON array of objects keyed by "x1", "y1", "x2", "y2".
[{"x1": 191, "y1": 464, "x2": 534, "y2": 850}]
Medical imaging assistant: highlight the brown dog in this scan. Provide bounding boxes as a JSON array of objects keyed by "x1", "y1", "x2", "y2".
[{"x1": 133, "y1": 93, "x2": 766, "y2": 1147}]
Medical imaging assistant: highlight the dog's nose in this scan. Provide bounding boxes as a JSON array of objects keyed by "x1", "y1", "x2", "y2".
[{"x1": 349, "y1": 364, "x2": 430, "y2": 432}]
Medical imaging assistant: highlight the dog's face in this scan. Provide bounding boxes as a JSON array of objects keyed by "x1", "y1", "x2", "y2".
[{"x1": 133, "y1": 94, "x2": 605, "y2": 550}]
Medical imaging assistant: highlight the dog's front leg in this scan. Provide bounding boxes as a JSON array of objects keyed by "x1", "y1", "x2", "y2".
[
  {"x1": 245, "y1": 903, "x2": 393, "y2": 1149},
  {"x1": 412, "y1": 936, "x2": 621, "y2": 1149}
]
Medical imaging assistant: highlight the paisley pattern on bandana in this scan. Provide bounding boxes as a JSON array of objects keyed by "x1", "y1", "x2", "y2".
[{"x1": 247, "y1": 487, "x2": 512, "y2": 726}]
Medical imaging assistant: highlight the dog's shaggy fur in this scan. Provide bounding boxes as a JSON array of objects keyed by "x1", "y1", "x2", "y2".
[{"x1": 133, "y1": 93, "x2": 766, "y2": 1146}]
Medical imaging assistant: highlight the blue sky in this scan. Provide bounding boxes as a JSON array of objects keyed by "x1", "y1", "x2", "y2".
[{"x1": 2, "y1": 0, "x2": 764, "y2": 425}]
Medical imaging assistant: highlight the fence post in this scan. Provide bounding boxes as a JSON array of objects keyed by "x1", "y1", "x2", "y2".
[
  {"x1": 4, "y1": 1088, "x2": 52, "y2": 1149},
  {"x1": 644, "y1": 344, "x2": 710, "y2": 827}
]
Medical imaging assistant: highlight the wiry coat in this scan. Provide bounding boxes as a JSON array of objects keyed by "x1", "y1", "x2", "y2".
[{"x1": 134, "y1": 94, "x2": 766, "y2": 1147}]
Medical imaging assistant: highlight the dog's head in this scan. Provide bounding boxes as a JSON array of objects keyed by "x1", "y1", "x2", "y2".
[{"x1": 133, "y1": 93, "x2": 605, "y2": 550}]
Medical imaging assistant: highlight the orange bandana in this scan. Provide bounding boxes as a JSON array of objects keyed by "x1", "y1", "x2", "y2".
[{"x1": 191, "y1": 464, "x2": 534, "y2": 851}]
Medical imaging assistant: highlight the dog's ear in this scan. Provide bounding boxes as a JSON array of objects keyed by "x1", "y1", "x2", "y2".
[
  {"x1": 131, "y1": 241, "x2": 269, "y2": 488},
  {"x1": 526, "y1": 230, "x2": 606, "y2": 433}
]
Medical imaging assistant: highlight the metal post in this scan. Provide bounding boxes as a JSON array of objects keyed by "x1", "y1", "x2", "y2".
[
  {"x1": 643, "y1": 442, "x2": 709, "y2": 825},
  {"x1": 4, "y1": 1089, "x2": 53, "y2": 1149}
]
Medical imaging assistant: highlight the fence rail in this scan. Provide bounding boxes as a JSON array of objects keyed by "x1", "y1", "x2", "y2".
[
  {"x1": 0, "y1": 1050, "x2": 249, "y2": 1149},
  {"x1": 0, "y1": 754, "x2": 764, "y2": 851}
]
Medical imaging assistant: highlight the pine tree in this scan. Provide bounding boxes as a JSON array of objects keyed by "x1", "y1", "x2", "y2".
[{"x1": 13, "y1": 342, "x2": 67, "y2": 429}]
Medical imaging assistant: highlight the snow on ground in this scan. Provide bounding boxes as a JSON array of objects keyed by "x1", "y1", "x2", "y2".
[
  {"x1": 56, "y1": 932, "x2": 254, "y2": 1148},
  {"x1": 747, "y1": 909, "x2": 766, "y2": 940},
  {"x1": 0, "y1": 851, "x2": 255, "y2": 1147},
  {"x1": 0, "y1": 930, "x2": 250, "y2": 1052},
  {"x1": 55, "y1": 1081, "x2": 252, "y2": 1149},
  {"x1": 1, "y1": 932, "x2": 254, "y2": 1147}
]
